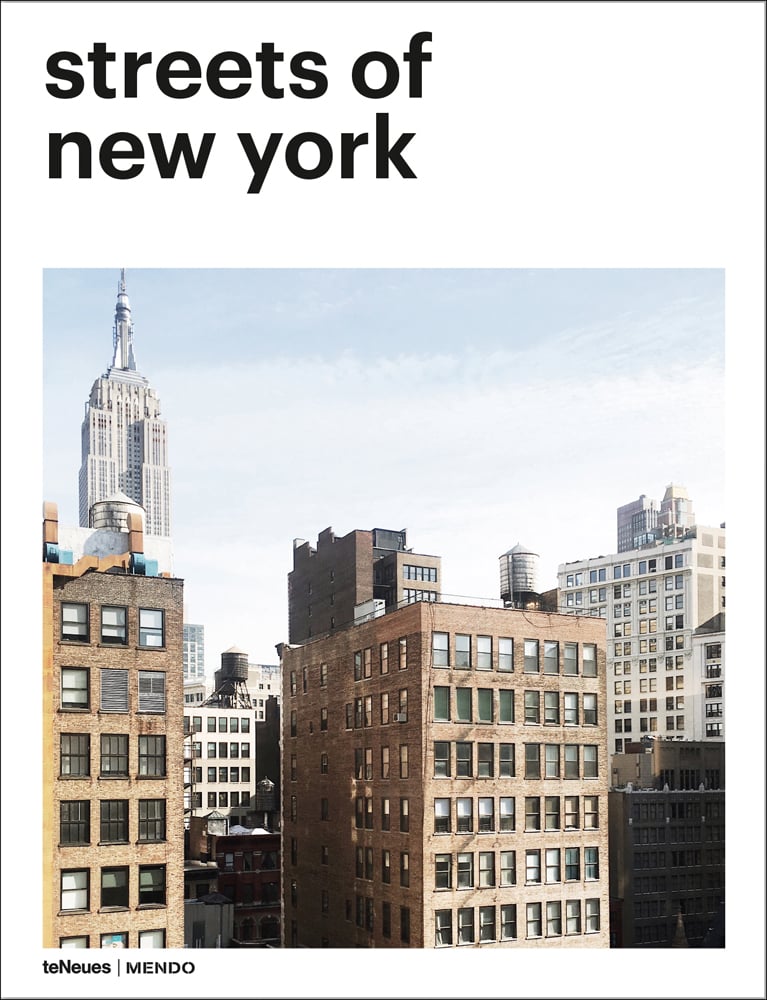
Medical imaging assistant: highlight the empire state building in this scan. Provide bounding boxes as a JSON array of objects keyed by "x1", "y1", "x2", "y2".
[{"x1": 78, "y1": 271, "x2": 172, "y2": 537}]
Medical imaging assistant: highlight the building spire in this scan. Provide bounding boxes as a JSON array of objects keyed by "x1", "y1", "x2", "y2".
[{"x1": 111, "y1": 268, "x2": 137, "y2": 371}]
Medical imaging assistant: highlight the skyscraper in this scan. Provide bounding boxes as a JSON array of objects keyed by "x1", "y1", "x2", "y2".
[
  {"x1": 78, "y1": 271, "x2": 172, "y2": 537},
  {"x1": 183, "y1": 623, "x2": 205, "y2": 682}
]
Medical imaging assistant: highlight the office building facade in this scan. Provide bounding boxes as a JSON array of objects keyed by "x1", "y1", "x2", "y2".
[{"x1": 281, "y1": 600, "x2": 609, "y2": 949}]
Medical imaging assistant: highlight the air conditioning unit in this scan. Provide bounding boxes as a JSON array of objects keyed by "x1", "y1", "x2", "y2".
[{"x1": 394, "y1": 712, "x2": 408, "y2": 723}]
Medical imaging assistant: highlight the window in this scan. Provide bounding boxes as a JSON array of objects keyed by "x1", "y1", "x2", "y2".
[
  {"x1": 137, "y1": 672, "x2": 165, "y2": 713},
  {"x1": 583, "y1": 693, "x2": 597, "y2": 725},
  {"x1": 138, "y1": 800, "x2": 166, "y2": 842},
  {"x1": 207, "y1": 717, "x2": 217, "y2": 732},
  {"x1": 61, "y1": 869, "x2": 89, "y2": 911},
  {"x1": 543, "y1": 641, "x2": 559, "y2": 675},
  {"x1": 100, "y1": 932, "x2": 127, "y2": 948},
  {"x1": 526, "y1": 902, "x2": 542, "y2": 938},
  {"x1": 525, "y1": 744, "x2": 540, "y2": 779},
  {"x1": 400, "y1": 798, "x2": 410, "y2": 833},
  {"x1": 100, "y1": 734, "x2": 128, "y2": 777},
  {"x1": 381, "y1": 745, "x2": 390, "y2": 779},
  {"x1": 500, "y1": 850, "x2": 516, "y2": 886},
  {"x1": 475, "y1": 742, "x2": 492, "y2": 778},
  {"x1": 543, "y1": 690, "x2": 559, "y2": 724},
  {"x1": 564, "y1": 745, "x2": 579, "y2": 779},
  {"x1": 61, "y1": 602, "x2": 89, "y2": 642},
  {"x1": 138, "y1": 865, "x2": 166, "y2": 906},
  {"x1": 479, "y1": 905, "x2": 496, "y2": 943},
  {"x1": 138, "y1": 609, "x2": 164, "y2": 647},
  {"x1": 583, "y1": 745, "x2": 598, "y2": 778},
  {"x1": 433, "y1": 687, "x2": 449, "y2": 722},
  {"x1": 524, "y1": 639, "x2": 539, "y2": 673},
  {"x1": 584, "y1": 644, "x2": 597, "y2": 677},
  {"x1": 320, "y1": 706, "x2": 328, "y2": 731},
  {"x1": 400, "y1": 852, "x2": 410, "y2": 888},
  {"x1": 61, "y1": 667, "x2": 89, "y2": 710},
  {"x1": 458, "y1": 907, "x2": 475, "y2": 944},
  {"x1": 544, "y1": 744, "x2": 559, "y2": 778},
  {"x1": 60, "y1": 801, "x2": 90, "y2": 845},
  {"x1": 499, "y1": 743, "x2": 515, "y2": 778},
  {"x1": 61, "y1": 733, "x2": 90, "y2": 776},
  {"x1": 433, "y1": 631, "x2": 449, "y2": 666},
  {"x1": 497, "y1": 689, "x2": 514, "y2": 725},
  {"x1": 101, "y1": 866, "x2": 129, "y2": 909},
  {"x1": 456, "y1": 741, "x2": 472, "y2": 777},
  {"x1": 99, "y1": 800, "x2": 128, "y2": 843},
  {"x1": 382, "y1": 797, "x2": 391, "y2": 830},
  {"x1": 501, "y1": 904, "x2": 517, "y2": 940},
  {"x1": 585, "y1": 898, "x2": 600, "y2": 933},
  {"x1": 380, "y1": 642, "x2": 389, "y2": 674},
  {"x1": 435, "y1": 854, "x2": 452, "y2": 889},
  {"x1": 477, "y1": 635, "x2": 492, "y2": 670},
  {"x1": 455, "y1": 687, "x2": 472, "y2": 722},
  {"x1": 478, "y1": 797, "x2": 494, "y2": 832},
  {"x1": 545, "y1": 848, "x2": 561, "y2": 883},
  {"x1": 435, "y1": 909, "x2": 452, "y2": 946},
  {"x1": 524, "y1": 691, "x2": 540, "y2": 724},
  {"x1": 457, "y1": 852, "x2": 474, "y2": 888},
  {"x1": 138, "y1": 735, "x2": 166, "y2": 777},
  {"x1": 321, "y1": 797, "x2": 329, "y2": 820},
  {"x1": 456, "y1": 634, "x2": 471, "y2": 668},
  {"x1": 585, "y1": 847, "x2": 600, "y2": 880},
  {"x1": 546, "y1": 900, "x2": 562, "y2": 937},
  {"x1": 545, "y1": 795, "x2": 560, "y2": 830},
  {"x1": 566, "y1": 899, "x2": 582, "y2": 934},
  {"x1": 434, "y1": 798, "x2": 451, "y2": 834},
  {"x1": 101, "y1": 606, "x2": 127, "y2": 645},
  {"x1": 399, "y1": 744, "x2": 409, "y2": 778},
  {"x1": 565, "y1": 847, "x2": 580, "y2": 880},
  {"x1": 498, "y1": 637, "x2": 513, "y2": 672},
  {"x1": 479, "y1": 851, "x2": 495, "y2": 887},
  {"x1": 400, "y1": 906, "x2": 411, "y2": 944},
  {"x1": 565, "y1": 795, "x2": 579, "y2": 829},
  {"x1": 399, "y1": 637, "x2": 408, "y2": 670},
  {"x1": 139, "y1": 929, "x2": 165, "y2": 948},
  {"x1": 499, "y1": 796, "x2": 515, "y2": 831},
  {"x1": 457, "y1": 797, "x2": 473, "y2": 833},
  {"x1": 563, "y1": 642, "x2": 578, "y2": 675},
  {"x1": 434, "y1": 740, "x2": 452, "y2": 778},
  {"x1": 525, "y1": 797, "x2": 541, "y2": 832}
]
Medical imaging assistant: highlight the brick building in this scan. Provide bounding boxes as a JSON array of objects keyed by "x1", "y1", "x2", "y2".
[
  {"x1": 42, "y1": 500, "x2": 185, "y2": 948},
  {"x1": 281, "y1": 600, "x2": 609, "y2": 948},
  {"x1": 288, "y1": 526, "x2": 441, "y2": 644}
]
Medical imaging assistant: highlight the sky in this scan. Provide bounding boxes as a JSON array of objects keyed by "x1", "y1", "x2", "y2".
[{"x1": 43, "y1": 267, "x2": 725, "y2": 672}]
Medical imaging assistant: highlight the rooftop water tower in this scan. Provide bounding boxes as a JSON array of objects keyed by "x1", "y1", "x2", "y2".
[{"x1": 499, "y1": 542, "x2": 540, "y2": 608}]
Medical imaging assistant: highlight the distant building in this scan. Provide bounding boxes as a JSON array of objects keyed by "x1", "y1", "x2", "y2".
[
  {"x1": 43, "y1": 499, "x2": 184, "y2": 948},
  {"x1": 184, "y1": 624, "x2": 205, "y2": 682},
  {"x1": 281, "y1": 599, "x2": 610, "y2": 949},
  {"x1": 558, "y1": 520, "x2": 725, "y2": 752},
  {"x1": 608, "y1": 740, "x2": 724, "y2": 948},
  {"x1": 288, "y1": 526, "x2": 441, "y2": 644},
  {"x1": 616, "y1": 484, "x2": 696, "y2": 553},
  {"x1": 78, "y1": 270, "x2": 172, "y2": 537}
]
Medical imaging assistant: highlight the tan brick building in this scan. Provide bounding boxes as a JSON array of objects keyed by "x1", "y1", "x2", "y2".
[
  {"x1": 281, "y1": 600, "x2": 609, "y2": 948},
  {"x1": 42, "y1": 501, "x2": 185, "y2": 948}
]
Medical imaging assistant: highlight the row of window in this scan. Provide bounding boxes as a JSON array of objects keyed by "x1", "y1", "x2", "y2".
[
  {"x1": 433, "y1": 845, "x2": 600, "y2": 889},
  {"x1": 431, "y1": 740, "x2": 600, "y2": 781},
  {"x1": 434, "y1": 899, "x2": 601, "y2": 946},
  {"x1": 185, "y1": 742, "x2": 252, "y2": 760},
  {"x1": 184, "y1": 715, "x2": 251, "y2": 733},
  {"x1": 346, "y1": 900, "x2": 411, "y2": 943},
  {"x1": 60, "y1": 930, "x2": 165, "y2": 949},
  {"x1": 198, "y1": 766, "x2": 252, "y2": 784},
  {"x1": 432, "y1": 635, "x2": 598, "y2": 676},
  {"x1": 61, "y1": 602, "x2": 165, "y2": 647},
  {"x1": 433, "y1": 686, "x2": 598, "y2": 726},
  {"x1": 59, "y1": 865, "x2": 167, "y2": 913},
  {"x1": 189, "y1": 791, "x2": 250, "y2": 809},
  {"x1": 60, "y1": 667, "x2": 165, "y2": 713},
  {"x1": 433, "y1": 792, "x2": 600, "y2": 834},
  {"x1": 60, "y1": 733, "x2": 166, "y2": 778},
  {"x1": 60, "y1": 799, "x2": 165, "y2": 845},
  {"x1": 404, "y1": 564, "x2": 438, "y2": 582},
  {"x1": 565, "y1": 554, "x2": 685, "y2": 588}
]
